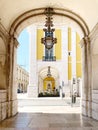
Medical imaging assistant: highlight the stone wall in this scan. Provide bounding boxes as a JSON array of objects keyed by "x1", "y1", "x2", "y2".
[
  {"x1": 0, "y1": 23, "x2": 18, "y2": 122},
  {"x1": 90, "y1": 23, "x2": 98, "y2": 120},
  {"x1": 0, "y1": 90, "x2": 18, "y2": 122},
  {"x1": 92, "y1": 90, "x2": 98, "y2": 120},
  {"x1": 0, "y1": 90, "x2": 7, "y2": 121}
]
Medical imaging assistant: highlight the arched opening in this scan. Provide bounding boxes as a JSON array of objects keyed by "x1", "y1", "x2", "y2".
[
  {"x1": 38, "y1": 66, "x2": 59, "y2": 97},
  {"x1": 9, "y1": 7, "x2": 89, "y2": 114},
  {"x1": 16, "y1": 29, "x2": 29, "y2": 94}
]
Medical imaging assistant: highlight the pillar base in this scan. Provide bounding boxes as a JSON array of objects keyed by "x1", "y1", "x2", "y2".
[{"x1": 27, "y1": 85, "x2": 38, "y2": 98}]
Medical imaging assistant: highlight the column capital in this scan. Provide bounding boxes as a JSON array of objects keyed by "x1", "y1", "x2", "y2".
[
  {"x1": 9, "y1": 35, "x2": 19, "y2": 48},
  {"x1": 14, "y1": 38, "x2": 19, "y2": 48},
  {"x1": 83, "y1": 36, "x2": 90, "y2": 44},
  {"x1": 80, "y1": 36, "x2": 90, "y2": 48}
]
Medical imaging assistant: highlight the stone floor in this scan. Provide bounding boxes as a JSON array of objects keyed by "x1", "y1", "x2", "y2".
[
  {"x1": 0, "y1": 111, "x2": 98, "y2": 130},
  {"x1": 0, "y1": 95, "x2": 98, "y2": 130}
]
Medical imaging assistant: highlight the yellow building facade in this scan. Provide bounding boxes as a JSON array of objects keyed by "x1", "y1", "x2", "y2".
[
  {"x1": 37, "y1": 28, "x2": 82, "y2": 79},
  {"x1": 28, "y1": 25, "x2": 82, "y2": 97}
]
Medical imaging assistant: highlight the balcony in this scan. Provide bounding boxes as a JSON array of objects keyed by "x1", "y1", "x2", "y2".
[{"x1": 42, "y1": 56, "x2": 56, "y2": 61}]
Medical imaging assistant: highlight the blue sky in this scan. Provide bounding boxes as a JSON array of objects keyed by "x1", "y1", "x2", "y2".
[{"x1": 17, "y1": 29, "x2": 29, "y2": 72}]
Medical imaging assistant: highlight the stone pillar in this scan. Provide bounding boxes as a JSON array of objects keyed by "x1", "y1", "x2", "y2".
[
  {"x1": 72, "y1": 29, "x2": 76, "y2": 78},
  {"x1": 61, "y1": 27, "x2": 69, "y2": 95},
  {"x1": 62, "y1": 27, "x2": 68, "y2": 81},
  {"x1": 27, "y1": 25, "x2": 38, "y2": 97},
  {"x1": 81, "y1": 36, "x2": 92, "y2": 117},
  {"x1": 81, "y1": 37, "x2": 88, "y2": 116},
  {"x1": 0, "y1": 23, "x2": 19, "y2": 120},
  {"x1": 86, "y1": 38, "x2": 92, "y2": 118},
  {"x1": 7, "y1": 37, "x2": 19, "y2": 118},
  {"x1": 12, "y1": 39, "x2": 19, "y2": 99},
  {"x1": 71, "y1": 30, "x2": 77, "y2": 97},
  {"x1": 12, "y1": 38, "x2": 19, "y2": 115}
]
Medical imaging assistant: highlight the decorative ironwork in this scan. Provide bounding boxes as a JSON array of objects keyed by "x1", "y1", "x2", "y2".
[
  {"x1": 41, "y1": 8, "x2": 57, "y2": 49},
  {"x1": 42, "y1": 56, "x2": 56, "y2": 61}
]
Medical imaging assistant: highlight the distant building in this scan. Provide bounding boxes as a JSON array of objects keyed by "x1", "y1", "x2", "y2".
[
  {"x1": 16, "y1": 65, "x2": 29, "y2": 93},
  {"x1": 27, "y1": 26, "x2": 82, "y2": 97}
]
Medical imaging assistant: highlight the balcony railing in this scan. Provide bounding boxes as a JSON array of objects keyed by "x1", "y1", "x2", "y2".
[{"x1": 42, "y1": 56, "x2": 56, "y2": 61}]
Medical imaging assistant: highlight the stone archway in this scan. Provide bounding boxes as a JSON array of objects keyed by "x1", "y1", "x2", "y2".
[
  {"x1": 8, "y1": 7, "x2": 90, "y2": 118},
  {"x1": 38, "y1": 66, "x2": 59, "y2": 97}
]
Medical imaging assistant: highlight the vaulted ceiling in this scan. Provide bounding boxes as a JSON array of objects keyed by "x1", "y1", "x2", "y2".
[{"x1": 0, "y1": 0, "x2": 98, "y2": 33}]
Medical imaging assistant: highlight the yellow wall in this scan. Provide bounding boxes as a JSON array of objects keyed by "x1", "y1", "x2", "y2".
[
  {"x1": 43, "y1": 77, "x2": 55, "y2": 91},
  {"x1": 76, "y1": 63, "x2": 82, "y2": 77},
  {"x1": 36, "y1": 28, "x2": 82, "y2": 79},
  {"x1": 68, "y1": 29, "x2": 82, "y2": 79},
  {"x1": 55, "y1": 29, "x2": 61, "y2": 60},
  {"x1": 37, "y1": 29, "x2": 44, "y2": 60},
  {"x1": 68, "y1": 27, "x2": 72, "y2": 80},
  {"x1": 68, "y1": 62, "x2": 72, "y2": 80},
  {"x1": 68, "y1": 27, "x2": 72, "y2": 51},
  {"x1": 37, "y1": 29, "x2": 62, "y2": 60},
  {"x1": 76, "y1": 32, "x2": 82, "y2": 77}
]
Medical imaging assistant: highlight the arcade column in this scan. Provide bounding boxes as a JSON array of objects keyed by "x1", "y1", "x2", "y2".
[{"x1": 27, "y1": 25, "x2": 38, "y2": 97}]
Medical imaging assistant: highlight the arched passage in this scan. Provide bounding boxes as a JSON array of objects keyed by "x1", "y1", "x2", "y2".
[
  {"x1": 8, "y1": 7, "x2": 90, "y2": 118},
  {"x1": 38, "y1": 66, "x2": 59, "y2": 96}
]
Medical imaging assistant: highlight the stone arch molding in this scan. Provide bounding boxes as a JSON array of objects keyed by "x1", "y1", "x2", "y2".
[
  {"x1": 9, "y1": 7, "x2": 89, "y2": 38},
  {"x1": 38, "y1": 66, "x2": 59, "y2": 80},
  {"x1": 38, "y1": 66, "x2": 60, "y2": 94}
]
